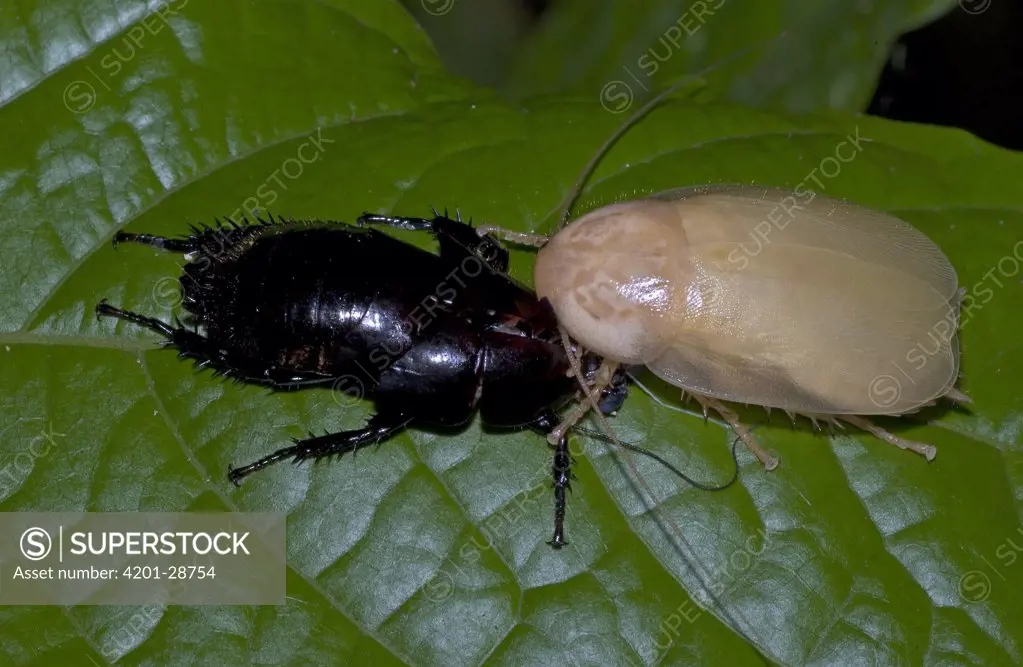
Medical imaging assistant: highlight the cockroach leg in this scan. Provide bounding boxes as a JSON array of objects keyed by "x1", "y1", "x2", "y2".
[
  {"x1": 534, "y1": 412, "x2": 572, "y2": 548},
  {"x1": 839, "y1": 415, "x2": 937, "y2": 461},
  {"x1": 546, "y1": 400, "x2": 591, "y2": 446},
  {"x1": 227, "y1": 413, "x2": 412, "y2": 485},
  {"x1": 113, "y1": 231, "x2": 197, "y2": 253},
  {"x1": 355, "y1": 212, "x2": 435, "y2": 231},
  {"x1": 358, "y1": 211, "x2": 510, "y2": 272},
  {"x1": 549, "y1": 432, "x2": 571, "y2": 549},
  {"x1": 592, "y1": 358, "x2": 618, "y2": 388},
  {"x1": 545, "y1": 358, "x2": 618, "y2": 446},
  {"x1": 95, "y1": 301, "x2": 226, "y2": 370},
  {"x1": 475, "y1": 224, "x2": 550, "y2": 248},
  {"x1": 944, "y1": 387, "x2": 972, "y2": 405},
  {"x1": 693, "y1": 394, "x2": 780, "y2": 470}
]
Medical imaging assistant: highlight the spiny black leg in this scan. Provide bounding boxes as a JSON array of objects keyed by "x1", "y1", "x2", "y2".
[
  {"x1": 549, "y1": 431, "x2": 572, "y2": 549},
  {"x1": 431, "y1": 216, "x2": 508, "y2": 273},
  {"x1": 356, "y1": 213, "x2": 433, "y2": 231},
  {"x1": 227, "y1": 413, "x2": 411, "y2": 485},
  {"x1": 96, "y1": 300, "x2": 228, "y2": 370},
  {"x1": 357, "y1": 211, "x2": 509, "y2": 273},
  {"x1": 96, "y1": 300, "x2": 178, "y2": 336},
  {"x1": 533, "y1": 411, "x2": 572, "y2": 549},
  {"x1": 113, "y1": 232, "x2": 197, "y2": 253}
]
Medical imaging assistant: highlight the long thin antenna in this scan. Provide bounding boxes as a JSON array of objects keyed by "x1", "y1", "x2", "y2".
[
  {"x1": 572, "y1": 425, "x2": 741, "y2": 491},
  {"x1": 555, "y1": 30, "x2": 789, "y2": 228}
]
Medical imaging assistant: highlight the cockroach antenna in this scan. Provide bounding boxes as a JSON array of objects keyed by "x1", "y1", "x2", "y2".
[
  {"x1": 555, "y1": 29, "x2": 790, "y2": 229},
  {"x1": 571, "y1": 425, "x2": 742, "y2": 491}
]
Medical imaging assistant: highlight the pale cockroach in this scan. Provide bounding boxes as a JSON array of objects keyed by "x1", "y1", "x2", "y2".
[
  {"x1": 531, "y1": 185, "x2": 967, "y2": 469},
  {"x1": 479, "y1": 38, "x2": 968, "y2": 471}
]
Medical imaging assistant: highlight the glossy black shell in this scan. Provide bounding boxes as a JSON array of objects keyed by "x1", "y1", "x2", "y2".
[
  {"x1": 97, "y1": 213, "x2": 630, "y2": 547},
  {"x1": 179, "y1": 219, "x2": 579, "y2": 428}
]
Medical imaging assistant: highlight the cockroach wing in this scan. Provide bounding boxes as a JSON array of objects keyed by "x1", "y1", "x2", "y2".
[{"x1": 645, "y1": 186, "x2": 961, "y2": 415}]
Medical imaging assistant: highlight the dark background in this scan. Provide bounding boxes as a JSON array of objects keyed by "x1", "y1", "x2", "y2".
[{"x1": 866, "y1": 1, "x2": 1023, "y2": 152}]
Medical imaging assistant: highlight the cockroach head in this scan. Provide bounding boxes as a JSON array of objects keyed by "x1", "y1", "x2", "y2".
[{"x1": 535, "y1": 200, "x2": 690, "y2": 365}]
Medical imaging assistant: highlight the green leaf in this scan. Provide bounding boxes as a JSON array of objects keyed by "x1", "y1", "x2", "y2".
[
  {"x1": 2, "y1": 1, "x2": 1022, "y2": 666},
  {"x1": 503, "y1": 0, "x2": 957, "y2": 112},
  {"x1": 398, "y1": 0, "x2": 532, "y2": 88}
]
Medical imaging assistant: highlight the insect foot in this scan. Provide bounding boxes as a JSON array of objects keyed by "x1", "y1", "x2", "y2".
[{"x1": 840, "y1": 415, "x2": 937, "y2": 461}]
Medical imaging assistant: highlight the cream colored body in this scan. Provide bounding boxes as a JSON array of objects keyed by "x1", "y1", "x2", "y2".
[{"x1": 535, "y1": 186, "x2": 961, "y2": 416}]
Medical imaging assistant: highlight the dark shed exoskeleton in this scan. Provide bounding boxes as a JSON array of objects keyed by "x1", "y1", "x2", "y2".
[{"x1": 97, "y1": 212, "x2": 628, "y2": 547}]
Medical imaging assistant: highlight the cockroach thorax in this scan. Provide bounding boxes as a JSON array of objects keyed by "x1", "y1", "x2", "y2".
[{"x1": 534, "y1": 200, "x2": 691, "y2": 365}]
